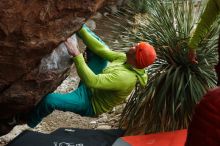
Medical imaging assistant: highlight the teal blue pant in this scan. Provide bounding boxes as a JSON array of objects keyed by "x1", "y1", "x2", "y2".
[{"x1": 27, "y1": 25, "x2": 108, "y2": 128}]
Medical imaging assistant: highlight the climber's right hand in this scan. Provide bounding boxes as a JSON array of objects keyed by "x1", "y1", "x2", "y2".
[{"x1": 64, "y1": 37, "x2": 80, "y2": 57}]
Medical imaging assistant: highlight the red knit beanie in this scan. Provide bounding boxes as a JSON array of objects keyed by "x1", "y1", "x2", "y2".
[
  {"x1": 185, "y1": 87, "x2": 220, "y2": 146},
  {"x1": 135, "y1": 42, "x2": 157, "y2": 69}
]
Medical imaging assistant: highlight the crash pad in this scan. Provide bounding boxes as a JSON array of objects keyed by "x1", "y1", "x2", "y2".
[
  {"x1": 7, "y1": 128, "x2": 124, "y2": 146},
  {"x1": 112, "y1": 129, "x2": 187, "y2": 146}
]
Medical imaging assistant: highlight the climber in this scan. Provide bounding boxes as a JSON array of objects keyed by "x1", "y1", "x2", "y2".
[
  {"x1": 188, "y1": 0, "x2": 220, "y2": 84},
  {"x1": 25, "y1": 24, "x2": 157, "y2": 128},
  {"x1": 185, "y1": 0, "x2": 220, "y2": 145}
]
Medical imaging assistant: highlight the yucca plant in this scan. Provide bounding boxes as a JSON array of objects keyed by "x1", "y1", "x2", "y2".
[
  {"x1": 101, "y1": 0, "x2": 219, "y2": 134},
  {"x1": 127, "y1": 0, "x2": 149, "y2": 13}
]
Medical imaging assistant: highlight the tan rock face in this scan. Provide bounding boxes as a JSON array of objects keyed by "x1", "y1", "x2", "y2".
[{"x1": 0, "y1": 0, "x2": 105, "y2": 119}]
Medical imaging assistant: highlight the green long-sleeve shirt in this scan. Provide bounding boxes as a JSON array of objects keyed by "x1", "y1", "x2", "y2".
[
  {"x1": 188, "y1": 0, "x2": 220, "y2": 49},
  {"x1": 73, "y1": 26, "x2": 148, "y2": 115}
]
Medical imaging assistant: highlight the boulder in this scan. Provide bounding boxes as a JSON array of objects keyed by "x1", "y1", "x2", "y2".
[{"x1": 0, "y1": 0, "x2": 106, "y2": 120}]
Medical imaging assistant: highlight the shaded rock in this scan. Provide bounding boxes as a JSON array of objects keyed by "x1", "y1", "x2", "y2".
[{"x1": 0, "y1": 0, "x2": 106, "y2": 120}]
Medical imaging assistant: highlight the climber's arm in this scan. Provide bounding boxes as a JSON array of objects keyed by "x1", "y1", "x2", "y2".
[
  {"x1": 188, "y1": 0, "x2": 220, "y2": 49},
  {"x1": 77, "y1": 25, "x2": 125, "y2": 62}
]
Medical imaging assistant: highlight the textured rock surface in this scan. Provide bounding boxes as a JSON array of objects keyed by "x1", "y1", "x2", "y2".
[{"x1": 0, "y1": 0, "x2": 106, "y2": 120}]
